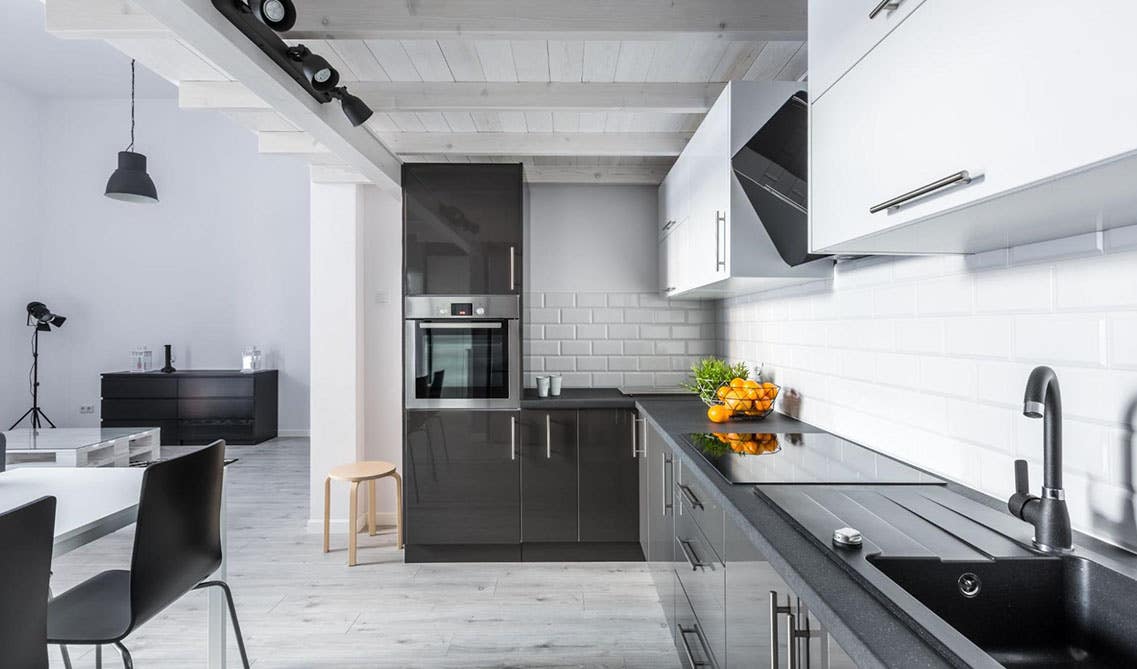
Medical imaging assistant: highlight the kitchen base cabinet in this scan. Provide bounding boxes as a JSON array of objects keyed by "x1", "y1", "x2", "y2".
[
  {"x1": 521, "y1": 410, "x2": 578, "y2": 542},
  {"x1": 579, "y1": 409, "x2": 640, "y2": 542},
  {"x1": 404, "y1": 410, "x2": 520, "y2": 557},
  {"x1": 676, "y1": 484, "x2": 726, "y2": 667}
]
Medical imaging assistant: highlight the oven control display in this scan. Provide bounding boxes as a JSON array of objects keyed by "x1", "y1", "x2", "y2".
[{"x1": 450, "y1": 302, "x2": 473, "y2": 316}]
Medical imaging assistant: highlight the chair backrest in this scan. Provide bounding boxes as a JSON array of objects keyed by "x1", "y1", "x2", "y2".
[
  {"x1": 128, "y1": 440, "x2": 225, "y2": 629},
  {"x1": 1, "y1": 431, "x2": 7, "y2": 472},
  {"x1": 0, "y1": 496, "x2": 56, "y2": 669}
]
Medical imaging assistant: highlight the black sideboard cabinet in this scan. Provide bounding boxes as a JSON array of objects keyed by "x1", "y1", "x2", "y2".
[{"x1": 101, "y1": 370, "x2": 278, "y2": 446}]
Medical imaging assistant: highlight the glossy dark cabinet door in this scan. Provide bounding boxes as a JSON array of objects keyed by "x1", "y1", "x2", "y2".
[
  {"x1": 403, "y1": 163, "x2": 523, "y2": 295},
  {"x1": 579, "y1": 409, "x2": 640, "y2": 542},
  {"x1": 404, "y1": 410, "x2": 520, "y2": 544},
  {"x1": 520, "y1": 410, "x2": 578, "y2": 542}
]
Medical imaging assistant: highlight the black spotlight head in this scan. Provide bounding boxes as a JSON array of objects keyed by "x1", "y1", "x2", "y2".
[
  {"x1": 334, "y1": 88, "x2": 374, "y2": 127},
  {"x1": 302, "y1": 54, "x2": 339, "y2": 92},
  {"x1": 26, "y1": 302, "x2": 65, "y2": 330},
  {"x1": 250, "y1": 0, "x2": 296, "y2": 32}
]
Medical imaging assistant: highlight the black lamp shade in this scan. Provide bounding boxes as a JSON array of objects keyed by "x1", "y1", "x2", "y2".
[
  {"x1": 105, "y1": 151, "x2": 158, "y2": 203},
  {"x1": 302, "y1": 54, "x2": 339, "y2": 92},
  {"x1": 339, "y1": 90, "x2": 373, "y2": 127}
]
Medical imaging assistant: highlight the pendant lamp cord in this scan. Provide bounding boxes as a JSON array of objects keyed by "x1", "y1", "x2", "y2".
[{"x1": 127, "y1": 59, "x2": 136, "y2": 152}]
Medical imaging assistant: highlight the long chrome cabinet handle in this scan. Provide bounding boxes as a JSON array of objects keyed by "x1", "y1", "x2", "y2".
[
  {"x1": 510, "y1": 415, "x2": 516, "y2": 461},
  {"x1": 715, "y1": 211, "x2": 727, "y2": 272},
  {"x1": 662, "y1": 455, "x2": 673, "y2": 517},
  {"x1": 869, "y1": 0, "x2": 901, "y2": 19},
  {"x1": 677, "y1": 624, "x2": 712, "y2": 668},
  {"x1": 663, "y1": 219, "x2": 676, "y2": 232},
  {"x1": 678, "y1": 484, "x2": 703, "y2": 510},
  {"x1": 869, "y1": 170, "x2": 975, "y2": 213},
  {"x1": 509, "y1": 246, "x2": 516, "y2": 291},
  {"x1": 677, "y1": 538, "x2": 708, "y2": 571},
  {"x1": 632, "y1": 417, "x2": 646, "y2": 457},
  {"x1": 769, "y1": 591, "x2": 793, "y2": 669},
  {"x1": 546, "y1": 414, "x2": 551, "y2": 459}
]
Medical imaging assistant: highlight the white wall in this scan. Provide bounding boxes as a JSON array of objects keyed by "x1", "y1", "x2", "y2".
[
  {"x1": 717, "y1": 229, "x2": 1137, "y2": 550},
  {"x1": 0, "y1": 82, "x2": 45, "y2": 426},
  {"x1": 524, "y1": 184, "x2": 716, "y2": 388},
  {"x1": 0, "y1": 96, "x2": 311, "y2": 432}
]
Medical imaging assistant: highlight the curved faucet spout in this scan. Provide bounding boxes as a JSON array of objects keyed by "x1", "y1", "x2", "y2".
[
  {"x1": 1023, "y1": 365, "x2": 1062, "y2": 490},
  {"x1": 1012, "y1": 365, "x2": 1071, "y2": 552}
]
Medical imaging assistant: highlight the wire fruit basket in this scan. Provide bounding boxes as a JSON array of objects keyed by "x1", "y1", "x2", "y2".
[{"x1": 706, "y1": 380, "x2": 780, "y2": 421}]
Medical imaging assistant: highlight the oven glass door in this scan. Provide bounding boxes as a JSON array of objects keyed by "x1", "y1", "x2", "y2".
[{"x1": 407, "y1": 319, "x2": 515, "y2": 407}]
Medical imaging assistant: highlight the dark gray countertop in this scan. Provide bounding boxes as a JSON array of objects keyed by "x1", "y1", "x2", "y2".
[{"x1": 521, "y1": 387, "x2": 638, "y2": 409}]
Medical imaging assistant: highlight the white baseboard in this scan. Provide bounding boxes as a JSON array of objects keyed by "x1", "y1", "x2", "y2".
[
  {"x1": 307, "y1": 512, "x2": 398, "y2": 534},
  {"x1": 278, "y1": 429, "x2": 310, "y2": 438}
]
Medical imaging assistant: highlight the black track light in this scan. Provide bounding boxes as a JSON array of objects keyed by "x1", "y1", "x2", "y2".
[
  {"x1": 249, "y1": 0, "x2": 296, "y2": 32},
  {"x1": 332, "y1": 87, "x2": 374, "y2": 127},
  {"x1": 287, "y1": 45, "x2": 339, "y2": 92}
]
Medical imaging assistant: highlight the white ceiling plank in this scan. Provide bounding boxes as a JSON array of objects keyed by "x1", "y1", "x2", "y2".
[
  {"x1": 552, "y1": 112, "x2": 580, "y2": 133},
  {"x1": 603, "y1": 111, "x2": 634, "y2": 133},
  {"x1": 525, "y1": 164, "x2": 668, "y2": 184},
  {"x1": 710, "y1": 41, "x2": 766, "y2": 82},
  {"x1": 510, "y1": 40, "x2": 549, "y2": 83},
  {"x1": 365, "y1": 112, "x2": 401, "y2": 132},
  {"x1": 283, "y1": 1, "x2": 806, "y2": 41},
  {"x1": 375, "y1": 131, "x2": 691, "y2": 156},
  {"x1": 438, "y1": 40, "x2": 487, "y2": 82},
  {"x1": 474, "y1": 41, "x2": 518, "y2": 82},
  {"x1": 125, "y1": 0, "x2": 400, "y2": 188},
  {"x1": 222, "y1": 110, "x2": 298, "y2": 132},
  {"x1": 107, "y1": 38, "x2": 229, "y2": 82},
  {"x1": 365, "y1": 40, "x2": 420, "y2": 81},
  {"x1": 470, "y1": 112, "x2": 504, "y2": 132},
  {"x1": 179, "y1": 81, "x2": 265, "y2": 109},
  {"x1": 441, "y1": 111, "x2": 477, "y2": 132},
  {"x1": 328, "y1": 40, "x2": 391, "y2": 81},
  {"x1": 302, "y1": 39, "x2": 358, "y2": 81},
  {"x1": 498, "y1": 112, "x2": 528, "y2": 133},
  {"x1": 387, "y1": 112, "x2": 428, "y2": 132},
  {"x1": 548, "y1": 41, "x2": 584, "y2": 83},
  {"x1": 415, "y1": 111, "x2": 452, "y2": 132},
  {"x1": 45, "y1": 0, "x2": 168, "y2": 39},
  {"x1": 582, "y1": 41, "x2": 620, "y2": 83},
  {"x1": 578, "y1": 112, "x2": 607, "y2": 133},
  {"x1": 744, "y1": 41, "x2": 804, "y2": 81},
  {"x1": 613, "y1": 41, "x2": 657, "y2": 83},
  {"x1": 401, "y1": 40, "x2": 455, "y2": 81},
  {"x1": 524, "y1": 111, "x2": 554, "y2": 133},
  {"x1": 778, "y1": 42, "x2": 808, "y2": 81}
]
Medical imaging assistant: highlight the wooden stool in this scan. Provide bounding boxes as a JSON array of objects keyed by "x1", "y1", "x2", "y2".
[{"x1": 323, "y1": 461, "x2": 403, "y2": 566}]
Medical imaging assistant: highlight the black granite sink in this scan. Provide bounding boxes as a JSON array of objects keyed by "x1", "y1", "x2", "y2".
[{"x1": 870, "y1": 555, "x2": 1137, "y2": 668}]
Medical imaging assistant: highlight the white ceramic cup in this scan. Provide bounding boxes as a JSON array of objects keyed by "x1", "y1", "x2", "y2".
[
  {"x1": 549, "y1": 374, "x2": 563, "y2": 396},
  {"x1": 536, "y1": 376, "x2": 551, "y2": 397}
]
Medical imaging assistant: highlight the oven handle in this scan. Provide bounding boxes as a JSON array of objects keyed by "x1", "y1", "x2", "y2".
[{"x1": 418, "y1": 322, "x2": 503, "y2": 329}]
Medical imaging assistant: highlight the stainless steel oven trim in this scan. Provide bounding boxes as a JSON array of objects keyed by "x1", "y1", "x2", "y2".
[
  {"x1": 405, "y1": 295, "x2": 520, "y2": 320},
  {"x1": 404, "y1": 317, "x2": 521, "y2": 410}
]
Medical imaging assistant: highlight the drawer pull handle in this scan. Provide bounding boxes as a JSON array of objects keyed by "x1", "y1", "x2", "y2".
[
  {"x1": 663, "y1": 455, "x2": 673, "y2": 517},
  {"x1": 677, "y1": 624, "x2": 713, "y2": 667},
  {"x1": 869, "y1": 170, "x2": 976, "y2": 214},
  {"x1": 678, "y1": 484, "x2": 703, "y2": 510},
  {"x1": 868, "y1": 0, "x2": 901, "y2": 19},
  {"x1": 678, "y1": 539, "x2": 709, "y2": 571}
]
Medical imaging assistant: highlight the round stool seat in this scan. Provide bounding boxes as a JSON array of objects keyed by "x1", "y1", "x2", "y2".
[{"x1": 328, "y1": 460, "x2": 396, "y2": 482}]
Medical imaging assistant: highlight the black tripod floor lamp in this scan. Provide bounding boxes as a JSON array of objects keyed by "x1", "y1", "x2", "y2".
[{"x1": 10, "y1": 302, "x2": 66, "y2": 430}]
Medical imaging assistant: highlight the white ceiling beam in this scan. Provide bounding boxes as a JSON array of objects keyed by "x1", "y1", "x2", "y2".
[
  {"x1": 523, "y1": 164, "x2": 668, "y2": 185},
  {"x1": 259, "y1": 130, "x2": 689, "y2": 157},
  {"x1": 309, "y1": 165, "x2": 371, "y2": 184},
  {"x1": 181, "y1": 81, "x2": 727, "y2": 113},
  {"x1": 48, "y1": 0, "x2": 804, "y2": 41},
  {"x1": 127, "y1": 0, "x2": 401, "y2": 190}
]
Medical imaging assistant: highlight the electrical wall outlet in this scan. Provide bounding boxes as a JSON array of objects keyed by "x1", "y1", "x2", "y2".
[{"x1": 79, "y1": 405, "x2": 95, "y2": 415}]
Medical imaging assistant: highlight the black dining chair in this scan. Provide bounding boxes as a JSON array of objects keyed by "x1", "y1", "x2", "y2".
[
  {"x1": 0, "y1": 495, "x2": 57, "y2": 669},
  {"x1": 46, "y1": 441, "x2": 250, "y2": 668}
]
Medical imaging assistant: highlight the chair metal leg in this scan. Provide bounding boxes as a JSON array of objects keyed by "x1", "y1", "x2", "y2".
[
  {"x1": 58, "y1": 644, "x2": 73, "y2": 669},
  {"x1": 194, "y1": 580, "x2": 252, "y2": 669},
  {"x1": 113, "y1": 641, "x2": 133, "y2": 669},
  {"x1": 95, "y1": 644, "x2": 102, "y2": 669}
]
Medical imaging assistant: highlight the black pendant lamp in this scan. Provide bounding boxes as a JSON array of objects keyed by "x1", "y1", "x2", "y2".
[{"x1": 105, "y1": 60, "x2": 158, "y2": 204}]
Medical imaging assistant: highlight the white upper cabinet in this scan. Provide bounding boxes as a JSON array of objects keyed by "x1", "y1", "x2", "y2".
[
  {"x1": 808, "y1": 0, "x2": 927, "y2": 101},
  {"x1": 659, "y1": 82, "x2": 833, "y2": 298},
  {"x1": 810, "y1": 0, "x2": 1137, "y2": 254}
]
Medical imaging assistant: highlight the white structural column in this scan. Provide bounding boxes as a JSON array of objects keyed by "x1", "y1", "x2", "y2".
[{"x1": 309, "y1": 183, "x2": 367, "y2": 529}]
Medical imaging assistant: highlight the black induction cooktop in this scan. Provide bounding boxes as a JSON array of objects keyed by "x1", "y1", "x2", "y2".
[{"x1": 684, "y1": 431, "x2": 940, "y2": 485}]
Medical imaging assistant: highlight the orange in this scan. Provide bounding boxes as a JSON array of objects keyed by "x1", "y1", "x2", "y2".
[
  {"x1": 729, "y1": 377, "x2": 746, "y2": 388},
  {"x1": 724, "y1": 396, "x2": 749, "y2": 412},
  {"x1": 743, "y1": 379, "x2": 760, "y2": 389},
  {"x1": 706, "y1": 405, "x2": 732, "y2": 423},
  {"x1": 716, "y1": 385, "x2": 730, "y2": 400},
  {"x1": 745, "y1": 388, "x2": 759, "y2": 401},
  {"x1": 742, "y1": 441, "x2": 760, "y2": 455}
]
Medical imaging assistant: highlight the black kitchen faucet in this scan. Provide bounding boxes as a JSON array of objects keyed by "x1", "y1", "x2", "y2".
[{"x1": 1007, "y1": 365, "x2": 1073, "y2": 553}]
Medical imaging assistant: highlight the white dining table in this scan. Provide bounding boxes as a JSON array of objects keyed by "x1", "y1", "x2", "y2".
[{"x1": 0, "y1": 466, "x2": 231, "y2": 668}]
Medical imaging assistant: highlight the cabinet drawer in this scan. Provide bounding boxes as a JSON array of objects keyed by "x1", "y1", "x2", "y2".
[
  {"x1": 178, "y1": 398, "x2": 254, "y2": 419},
  {"x1": 678, "y1": 460, "x2": 723, "y2": 559},
  {"x1": 811, "y1": 0, "x2": 1137, "y2": 253},
  {"x1": 101, "y1": 376, "x2": 178, "y2": 399},
  {"x1": 179, "y1": 376, "x2": 254, "y2": 398},
  {"x1": 675, "y1": 506, "x2": 725, "y2": 668},
  {"x1": 101, "y1": 398, "x2": 178, "y2": 420},
  {"x1": 179, "y1": 419, "x2": 254, "y2": 444},
  {"x1": 675, "y1": 576, "x2": 720, "y2": 669},
  {"x1": 808, "y1": 0, "x2": 928, "y2": 100}
]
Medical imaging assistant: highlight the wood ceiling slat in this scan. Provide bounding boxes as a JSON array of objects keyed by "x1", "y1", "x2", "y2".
[
  {"x1": 499, "y1": 111, "x2": 528, "y2": 132},
  {"x1": 548, "y1": 41, "x2": 584, "y2": 82},
  {"x1": 415, "y1": 112, "x2": 451, "y2": 132},
  {"x1": 510, "y1": 40, "x2": 549, "y2": 83},
  {"x1": 744, "y1": 41, "x2": 804, "y2": 81},
  {"x1": 365, "y1": 40, "x2": 420, "y2": 81},
  {"x1": 387, "y1": 112, "x2": 427, "y2": 132},
  {"x1": 603, "y1": 111, "x2": 634, "y2": 133},
  {"x1": 441, "y1": 111, "x2": 477, "y2": 132},
  {"x1": 582, "y1": 41, "x2": 620, "y2": 83},
  {"x1": 401, "y1": 40, "x2": 454, "y2": 81},
  {"x1": 710, "y1": 41, "x2": 767, "y2": 82},
  {"x1": 578, "y1": 112, "x2": 607, "y2": 133},
  {"x1": 328, "y1": 40, "x2": 390, "y2": 81},
  {"x1": 438, "y1": 40, "x2": 487, "y2": 82},
  {"x1": 777, "y1": 42, "x2": 808, "y2": 81},
  {"x1": 613, "y1": 41, "x2": 657, "y2": 83},
  {"x1": 524, "y1": 111, "x2": 554, "y2": 133},
  {"x1": 304, "y1": 39, "x2": 358, "y2": 80},
  {"x1": 475, "y1": 41, "x2": 519, "y2": 82},
  {"x1": 363, "y1": 112, "x2": 400, "y2": 132},
  {"x1": 470, "y1": 112, "x2": 504, "y2": 132},
  {"x1": 552, "y1": 112, "x2": 580, "y2": 133}
]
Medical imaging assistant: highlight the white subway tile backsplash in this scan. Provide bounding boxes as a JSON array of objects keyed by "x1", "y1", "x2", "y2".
[
  {"x1": 654, "y1": 341, "x2": 686, "y2": 355},
  {"x1": 1109, "y1": 315, "x2": 1137, "y2": 368},
  {"x1": 593, "y1": 308, "x2": 626, "y2": 323},
  {"x1": 545, "y1": 358, "x2": 576, "y2": 372},
  {"x1": 577, "y1": 293, "x2": 607, "y2": 307},
  {"x1": 1055, "y1": 253, "x2": 1137, "y2": 310},
  {"x1": 576, "y1": 324, "x2": 606, "y2": 339},
  {"x1": 609, "y1": 357, "x2": 639, "y2": 371},
  {"x1": 561, "y1": 341, "x2": 591, "y2": 355},
  {"x1": 639, "y1": 357, "x2": 672, "y2": 371},
  {"x1": 974, "y1": 266, "x2": 1053, "y2": 313},
  {"x1": 607, "y1": 293, "x2": 639, "y2": 307},
  {"x1": 528, "y1": 308, "x2": 560, "y2": 323},
  {"x1": 916, "y1": 275, "x2": 974, "y2": 315},
  {"x1": 640, "y1": 325, "x2": 671, "y2": 339},
  {"x1": 528, "y1": 341, "x2": 560, "y2": 356},
  {"x1": 543, "y1": 292, "x2": 576, "y2": 308},
  {"x1": 545, "y1": 324, "x2": 574, "y2": 339},
  {"x1": 577, "y1": 356, "x2": 608, "y2": 371},
  {"x1": 1013, "y1": 315, "x2": 1104, "y2": 366},
  {"x1": 623, "y1": 340, "x2": 654, "y2": 355},
  {"x1": 945, "y1": 316, "x2": 1013, "y2": 359},
  {"x1": 608, "y1": 324, "x2": 639, "y2": 339},
  {"x1": 592, "y1": 340, "x2": 622, "y2": 355},
  {"x1": 560, "y1": 308, "x2": 593, "y2": 324}
]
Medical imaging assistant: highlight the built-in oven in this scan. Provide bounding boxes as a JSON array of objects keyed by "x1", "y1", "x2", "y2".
[{"x1": 404, "y1": 295, "x2": 520, "y2": 410}]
